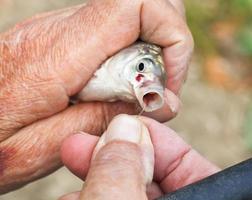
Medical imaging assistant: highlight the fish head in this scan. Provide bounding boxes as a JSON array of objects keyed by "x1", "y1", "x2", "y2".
[{"x1": 124, "y1": 43, "x2": 166, "y2": 112}]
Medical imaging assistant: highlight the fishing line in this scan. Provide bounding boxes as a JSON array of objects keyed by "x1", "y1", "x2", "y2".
[{"x1": 138, "y1": 104, "x2": 146, "y2": 116}]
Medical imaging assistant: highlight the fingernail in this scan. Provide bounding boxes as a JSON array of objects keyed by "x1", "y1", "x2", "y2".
[{"x1": 105, "y1": 114, "x2": 142, "y2": 143}]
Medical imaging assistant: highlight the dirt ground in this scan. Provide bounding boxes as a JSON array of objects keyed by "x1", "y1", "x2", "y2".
[{"x1": 0, "y1": 1, "x2": 251, "y2": 200}]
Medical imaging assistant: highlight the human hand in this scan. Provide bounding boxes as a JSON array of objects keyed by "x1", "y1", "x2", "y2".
[
  {"x1": 0, "y1": 0, "x2": 193, "y2": 193},
  {"x1": 60, "y1": 115, "x2": 219, "y2": 200}
]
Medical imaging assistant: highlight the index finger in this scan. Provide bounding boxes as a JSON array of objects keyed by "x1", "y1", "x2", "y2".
[{"x1": 140, "y1": 117, "x2": 220, "y2": 193}]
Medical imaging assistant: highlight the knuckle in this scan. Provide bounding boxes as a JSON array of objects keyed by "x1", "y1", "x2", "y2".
[
  {"x1": 185, "y1": 28, "x2": 195, "y2": 53},
  {"x1": 175, "y1": 24, "x2": 194, "y2": 62}
]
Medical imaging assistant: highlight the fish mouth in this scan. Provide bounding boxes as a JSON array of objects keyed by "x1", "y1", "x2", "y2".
[{"x1": 134, "y1": 84, "x2": 164, "y2": 112}]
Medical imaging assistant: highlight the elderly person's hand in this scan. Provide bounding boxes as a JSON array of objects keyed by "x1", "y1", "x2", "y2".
[
  {"x1": 60, "y1": 115, "x2": 219, "y2": 200},
  {"x1": 0, "y1": 0, "x2": 193, "y2": 193}
]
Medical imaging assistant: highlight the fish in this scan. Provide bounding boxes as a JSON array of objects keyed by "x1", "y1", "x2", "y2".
[{"x1": 76, "y1": 42, "x2": 166, "y2": 112}]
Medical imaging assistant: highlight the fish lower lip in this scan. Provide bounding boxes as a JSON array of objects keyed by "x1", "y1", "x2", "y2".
[{"x1": 134, "y1": 84, "x2": 164, "y2": 112}]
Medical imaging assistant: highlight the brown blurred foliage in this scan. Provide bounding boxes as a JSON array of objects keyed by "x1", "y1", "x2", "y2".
[{"x1": 186, "y1": 0, "x2": 252, "y2": 90}]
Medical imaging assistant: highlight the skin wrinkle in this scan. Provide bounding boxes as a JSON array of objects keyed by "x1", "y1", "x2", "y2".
[
  {"x1": 24, "y1": 24, "x2": 61, "y2": 62},
  {"x1": 165, "y1": 37, "x2": 193, "y2": 68},
  {"x1": 14, "y1": 5, "x2": 84, "y2": 32},
  {"x1": 141, "y1": 18, "x2": 166, "y2": 44},
  {"x1": 160, "y1": 149, "x2": 220, "y2": 193},
  {"x1": 137, "y1": 117, "x2": 193, "y2": 182},
  {"x1": 93, "y1": 145, "x2": 141, "y2": 176},
  {"x1": 165, "y1": 52, "x2": 192, "y2": 92},
  {"x1": 141, "y1": 1, "x2": 184, "y2": 47},
  {"x1": 54, "y1": 5, "x2": 113, "y2": 95},
  {"x1": 0, "y1": 43, "x2": 20, "y2": 87},
  {"x1": 0, "y1": 125, "x2": 63, "y2": 192},
  {"x1": 0, "y1": 147, "x2": 17, "y2": 176},
  {"x1": 0, "y1": 77, "x2": 68, "y2": 141},
  {"x1": 168, "y1": 33, "x2": 192, "y2": 58},
  {"x1": 82, "y1": 141, "x2": 147, "y2": 200},
  {"x1": 55, "y1": 18, "x2": 97, "y2": 93},
  {"x1": 169, "y1": 0, "x2": 186, "y2": 18},
  {"x1": 164, "y1": 39, "x2": 193, "y2": 93},
  {"x1": 0, "y1": 158, "x2": 61, "y2": 194},
  {"x1": 11, "y1": 14, "x2": 74, "y2": 74},
  {"x1": 167, "y1": 57, "x2": 188, "y2": 82},
  {"x1": 10, "y1": 8, "x2": 74, "y2": 41},
  {"x1": 1, "y1": 33, "x2": 47, "y2": 88},
  {"x1": 159, "y1": 147, "x2": 191, "y2": 186}
]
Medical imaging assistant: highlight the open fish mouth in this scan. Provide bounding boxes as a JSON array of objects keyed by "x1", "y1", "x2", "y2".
[{"x1": 134, "y1": 84, "x2": 164, "y2": 112}]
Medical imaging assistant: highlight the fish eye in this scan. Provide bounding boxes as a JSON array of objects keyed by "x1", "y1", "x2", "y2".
[{"x1": 136, "y1": 62, "x2": 145, "y2": 72}]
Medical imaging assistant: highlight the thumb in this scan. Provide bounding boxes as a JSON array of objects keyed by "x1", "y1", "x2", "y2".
[{"x1": 80, "y1": 114, "x2": 154, "y2": 200}]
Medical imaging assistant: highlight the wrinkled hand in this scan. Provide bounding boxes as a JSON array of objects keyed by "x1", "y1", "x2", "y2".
[
  {"x1": 60, "y1": 115, "x2": 219, "y2": 200},
  {"x1": 0, "y1": 0, "x2": 193, "y2": 193}
]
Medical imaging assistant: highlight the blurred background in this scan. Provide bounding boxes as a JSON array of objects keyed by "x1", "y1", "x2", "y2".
[{"x1": 0, "y1": 0, "x2": 251, "y2": 199}]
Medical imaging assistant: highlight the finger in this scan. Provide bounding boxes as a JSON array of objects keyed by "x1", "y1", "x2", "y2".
[
  {"x1": 0, "y1": 0, "x2": 192, "y2": 139},
  {"x1": 147, "y1": 182, "x2": 164, "y2": 200},
  {"x1": 61, "y1": 133, "x2": 99, "y2": 179},
  {"x1": 79, "y1": 115, "x2": 154, "y2": 200},
  {"x1": 59, "y1": 191, "x2": 80, "y2": 200},
  {"x1": 0, "y1": 102, "x2": 138, "y2": 194},
  {"x1": 140, "y1": 0, "x2": 194, "y2": 94},
  {"x1": 169, "y1": 0, "x2": 186, "y2": 17},
  {"x1": 140, "y1": 117, "x2": 220, "y2": 193}
]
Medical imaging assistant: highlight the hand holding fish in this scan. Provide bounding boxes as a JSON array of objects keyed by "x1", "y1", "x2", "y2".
[{"x1": 0, "y1": 0, "x2": 193, "y2": 193}]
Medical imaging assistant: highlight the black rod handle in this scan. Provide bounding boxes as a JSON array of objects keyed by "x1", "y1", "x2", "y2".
[{"x1": 158, "y1": 158, "x2": 252, "y2": 200}]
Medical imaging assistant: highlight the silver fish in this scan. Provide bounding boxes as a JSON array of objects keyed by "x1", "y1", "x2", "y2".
[{"x1": 77, "y1": 42, "x2": 166, "y2": 112}]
